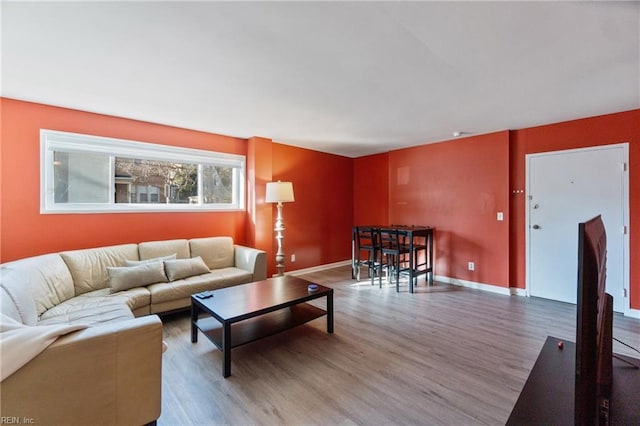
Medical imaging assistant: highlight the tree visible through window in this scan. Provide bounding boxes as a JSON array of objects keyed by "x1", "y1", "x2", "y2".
[
  {"x1": 113, "y1": 158, "x2": 234, "y2": 204},
  {"x1": 115, "y1": 158, "x2": 198, "y2": 204}
]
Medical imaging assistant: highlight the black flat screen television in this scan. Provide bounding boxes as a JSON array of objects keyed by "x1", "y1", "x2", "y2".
[{"x1": 575, "y1": 214, "x2": 613, "y2": 425}]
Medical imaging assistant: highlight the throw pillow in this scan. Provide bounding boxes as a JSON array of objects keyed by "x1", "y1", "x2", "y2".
[
  {"x1": 124, "y1": 253, "x2": 177, "y2": 266},
  {"x1": 107, "y1": 261, "x2": 168, "y2": 293},
  {"x1": 164, "y1": 256, "x2": 210, "y2": 281}
]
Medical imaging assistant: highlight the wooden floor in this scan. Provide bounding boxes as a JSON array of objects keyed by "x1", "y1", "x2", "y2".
[{"x1": 157, "y1": 266, "x2": 640, "y2": 425}]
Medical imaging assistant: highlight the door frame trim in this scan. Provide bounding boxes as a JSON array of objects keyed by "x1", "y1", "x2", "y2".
[{"x1": 525, "y1": 143, "x2": 630, "y2": 316}]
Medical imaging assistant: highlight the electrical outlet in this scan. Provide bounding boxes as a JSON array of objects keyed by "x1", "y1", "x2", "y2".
[
  {"x1": 291, "y1": 254, "x2": 296, "y2": 262},
  {"x1": 497, "y1": 212, "x2": 504, "y2": 221},
  {"x1": 468, "y1": 262, "x2": 475, "y2": 271}
]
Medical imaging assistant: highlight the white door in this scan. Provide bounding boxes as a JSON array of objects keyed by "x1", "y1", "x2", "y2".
[{"x1": 526, "y1": 144, "x2": 628, "y2": 313}]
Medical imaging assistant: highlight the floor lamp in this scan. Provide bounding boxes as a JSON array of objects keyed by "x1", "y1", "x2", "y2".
[{"x1": 265, "y1": 181, "x2": 295, "y2": 276}]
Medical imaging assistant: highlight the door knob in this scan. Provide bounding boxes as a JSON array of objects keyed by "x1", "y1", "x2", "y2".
[{"x1": 532, "y1": 224, "x2": 541, "y2": 230}]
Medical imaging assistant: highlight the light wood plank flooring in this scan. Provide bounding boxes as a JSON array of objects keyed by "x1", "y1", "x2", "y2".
[{"x1": 157, "y1": 266, "x2": 639, "y2": 425}]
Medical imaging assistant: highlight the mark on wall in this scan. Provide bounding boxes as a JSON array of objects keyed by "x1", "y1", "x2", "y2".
[{"x1": 397, "y1": 166, "x2": 410, "y2": 185}]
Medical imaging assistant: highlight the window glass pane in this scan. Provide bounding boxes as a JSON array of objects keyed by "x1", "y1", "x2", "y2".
[
  {"x1": 54, "y1": 151, "x2": 110, "y2": 203},
  {"x1": 115, "y1": 158, "x2": 198, "y2": 204},
  {"x1": 202, "y1": 165, "x2": 233, "y2": 204}
]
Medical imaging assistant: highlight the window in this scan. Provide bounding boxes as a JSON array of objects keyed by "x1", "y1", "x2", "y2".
[{"x1": 41, "y1": 130, "x2": 245, "y2": 213}]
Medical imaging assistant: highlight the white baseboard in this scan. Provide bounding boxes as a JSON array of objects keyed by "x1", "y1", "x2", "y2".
[
  {"x1": 286, "y1": 260, "x2": 352, "y2": 277},
  {"x1": 287, "y1": 264, "x2": 527, "y2": 297},
  {"x1": 435, "y1": 275, "x2": 519, "y2": 297},
  {"x1": 438, "y1": 276, "x2": 640, "y2": 318},
  {"x1": 510, "y1": 287, "x2": 528, "y2": 297},
  {"x1": 625, "y1": 307, "x2": 640, "y2": 319}
]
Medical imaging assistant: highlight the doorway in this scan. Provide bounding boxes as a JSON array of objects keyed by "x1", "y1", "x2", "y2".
[{"x1": 526, "y1": 144, "x2": 629, "y2": 313}]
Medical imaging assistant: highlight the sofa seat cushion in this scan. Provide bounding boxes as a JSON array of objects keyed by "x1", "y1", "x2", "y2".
[
  {"x1": 148, "y1": 267, "x2": 252, "y2": 304},
  {"x1": 38, "y1": 302, "x2": 133, "y2": 327},
  {"x1": 41, "y1": 287, "x2": 151, "y2": 317},
  {"x1": 40, "y1": 287, "x2": 151, "y2": 322},
  {"x1": 214, "y1": 267, "x2": 254, "y2": 287},
  {"x1": 84, "y1": 287, "x2": 151, "y2": 312}
]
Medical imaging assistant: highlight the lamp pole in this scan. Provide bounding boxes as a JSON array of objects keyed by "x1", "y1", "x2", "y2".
[{"x1": 274, "y1": 201, "x2": 286, "y2": 276}]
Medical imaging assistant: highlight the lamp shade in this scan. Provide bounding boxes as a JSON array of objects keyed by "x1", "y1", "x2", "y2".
[{"x1": 265, "y1": 181, "x2": 295, "y2": 203}]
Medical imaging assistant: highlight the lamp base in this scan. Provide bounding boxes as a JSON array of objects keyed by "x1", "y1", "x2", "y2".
[{"x1": 274, "y1": 201, "x2": 286, "y2": 277}]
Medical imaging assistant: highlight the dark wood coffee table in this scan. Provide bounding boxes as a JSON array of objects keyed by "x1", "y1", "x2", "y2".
[{"x1": 190, "y1": 275, "x2": 334, "y2": 377}]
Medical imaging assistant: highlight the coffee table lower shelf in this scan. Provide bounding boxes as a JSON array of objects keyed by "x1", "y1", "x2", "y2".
[{"x1": 194, "y1": 303, "x2": 326, "y2": 349}]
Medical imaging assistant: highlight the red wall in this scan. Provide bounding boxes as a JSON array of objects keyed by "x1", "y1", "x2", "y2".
[
  {"x1": 2, "y1": 98, "x2": 637, "y2": 309},
  {"x1": 353, "y1": 153, "x2": 389, "y2": 226},
  {"x1": 387, "y1": 131, "x2": 511, "y2": 287},
  {"x1": 246, "y1": 136, "x2": 273, "y2": 261},
  {"x1": 353, "y1": 110, "x2": 639, "y2": 309},
  {"x1": 0, "y1": 99, "x2": 249, "y2": 262},
  {"x1": 510, "y1": 109, "x2": 640, "y2": 308},
  {"x1": 0, "y1": 99, "x2": 355, "y2": 275},
  {"x1": 270, "y1": 143, "x2": 353, "y2": 275}
]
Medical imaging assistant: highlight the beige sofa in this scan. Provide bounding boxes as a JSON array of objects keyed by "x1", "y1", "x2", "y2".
[{"x1": 0, "y1": 236, "x2": 266, "y2": 426}]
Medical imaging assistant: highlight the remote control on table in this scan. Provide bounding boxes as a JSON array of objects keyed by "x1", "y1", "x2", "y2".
[{"x1": 196, "y1": 291, "x2": 214, "y2": 299}]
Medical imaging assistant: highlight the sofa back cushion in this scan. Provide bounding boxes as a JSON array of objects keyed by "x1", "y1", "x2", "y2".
[
  {"x1": 124, "y1": 253, "x2": 176, "y2": 266},
  {"x1": 138, "y1": 239, "x2": 190, "y2": 260},
  {"x1": 189, "y1": 237, "x2": 234, "y2": 270},
  {"x1": 60, "y1": 244, "x2": 139, "y2": 295},
  {"x1": 0, "y1": 282, "x2": 27, "y2": 324},
  {"x1": 0, "y1": 254, "x2": 74, "y2": 322}
]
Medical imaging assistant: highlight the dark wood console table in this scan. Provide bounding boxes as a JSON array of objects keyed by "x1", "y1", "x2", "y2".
[{"x1": 507, "y1": 336, "x2": 640, "y2": 425}]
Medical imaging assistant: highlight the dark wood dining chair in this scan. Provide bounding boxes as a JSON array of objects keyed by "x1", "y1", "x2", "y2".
[
  {"x1": 355, "y1": 226, "x2": 382, "y2": 286},
  {"x1": 379, "y1": 227, "x2": 411, "y2": 291}
]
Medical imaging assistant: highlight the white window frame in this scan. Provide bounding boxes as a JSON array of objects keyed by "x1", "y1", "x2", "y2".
[{"x1": 41, "y1": 129, "x2": 245, "y2": 213}]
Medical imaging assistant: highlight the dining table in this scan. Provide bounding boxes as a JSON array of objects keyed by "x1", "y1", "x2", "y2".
[{"x1": 351, "y1": 225, "x2": 434, "y2": 293}]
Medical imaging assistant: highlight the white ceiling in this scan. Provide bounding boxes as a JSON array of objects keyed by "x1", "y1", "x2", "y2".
[{"x1": 2, "y1": 1, "x2": 639, "y2": 158}]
